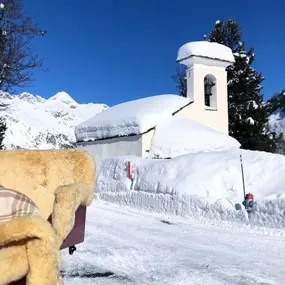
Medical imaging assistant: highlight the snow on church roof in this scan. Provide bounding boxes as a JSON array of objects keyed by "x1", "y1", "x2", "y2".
[
  {"x1": 75, "y1": 94, "x2": 191, "y2": 142},
  {"x1": 177, "y1": 41, "x2": 235, "y2": 63}
]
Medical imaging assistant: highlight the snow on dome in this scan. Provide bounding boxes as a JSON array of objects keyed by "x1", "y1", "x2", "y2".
[
  {"x1": 48, "y1": 91, "x2": 78, "y2": 105},
  {"x1": 149, "y1": 118, "x2": 240, "y2": 158},
  {"x1": 75, "y1": 94, "x2": 191, "y2": 142},
  {"x1": 177, "y1": 41, "x2": 235, "y2": 63}
]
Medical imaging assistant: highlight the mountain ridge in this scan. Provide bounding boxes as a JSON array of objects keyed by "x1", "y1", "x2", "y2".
[{"x1": 0, "y1": 91, "x2": 108, "y2": 149}]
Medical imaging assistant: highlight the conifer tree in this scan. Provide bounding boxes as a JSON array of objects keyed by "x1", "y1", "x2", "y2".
[{"x1": 268, "y1": 89, "x2": 285, "y2": 113}]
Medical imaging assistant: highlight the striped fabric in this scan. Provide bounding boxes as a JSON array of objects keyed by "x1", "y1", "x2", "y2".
[{"x1": 0, "y1": 185, "x2": 40, "y2": 224}]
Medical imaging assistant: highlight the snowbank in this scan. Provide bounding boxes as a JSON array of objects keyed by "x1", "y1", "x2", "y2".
[
  {"x1": 96, "y1": 149, "x2": 285, "y2": 228},
  {"x1": 177, "y1": 41, "x2": 235, "y2": 63},
  {"x1": 149, "y1": 118, "x2": 240, "y2": 158},
  {"x1": 75, "y1": 94, "x2": 191, "y2": 142}
]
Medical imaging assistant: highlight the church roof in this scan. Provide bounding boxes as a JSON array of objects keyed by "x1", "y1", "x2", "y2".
[{"x1": 75, "y1": 94, "x2": 191, "y2": 142}]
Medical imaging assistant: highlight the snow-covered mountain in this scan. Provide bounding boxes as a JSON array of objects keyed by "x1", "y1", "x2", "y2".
[
  {"x1": 267, "y1": 90, "x2": 285, "y2": 153},
  {"x1": 268, "y1": 109, "x2": 285, "y2": 154},
  {"x1": 0, "y1": 91, "x2": 108, "y2": 149},
  {"x1": 269, "y1": 108, "x2": 285, "y2": 138}
]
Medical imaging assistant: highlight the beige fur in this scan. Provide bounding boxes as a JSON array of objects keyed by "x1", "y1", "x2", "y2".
[
  {"x1": 0, "y1": 149, "x2": 96, "y2": 285},
  {"x1": 0, "y1": 216, "x2": 58, "y2": 285},
  {"x1": 52, "y1": 182, "x2": 94, "y2": 248},
  {"x1": 0, "y1": 246, "x2": 28, "y2": 284},
  {"x1": 0, "y1": 149, "x2": 96, "y2": 219}
]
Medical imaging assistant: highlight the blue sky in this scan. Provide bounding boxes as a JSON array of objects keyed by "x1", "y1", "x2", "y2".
[{"x1": 23, "y1": 0, "x2": 285, "y2": 106}]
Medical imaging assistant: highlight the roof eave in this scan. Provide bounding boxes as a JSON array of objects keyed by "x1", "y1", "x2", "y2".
[{"x1": 177, "y1": 54, "x2": 235, "y2": 64}]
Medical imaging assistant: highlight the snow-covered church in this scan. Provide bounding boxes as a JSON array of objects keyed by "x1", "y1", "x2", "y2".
[{"x1": 75, "y1": 41, "x2": 241, "y2": 162}]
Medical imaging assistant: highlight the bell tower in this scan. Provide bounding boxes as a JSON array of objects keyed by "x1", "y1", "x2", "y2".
[{"x1": 176, "y1": 41, "x2": 235, "y2": 134}]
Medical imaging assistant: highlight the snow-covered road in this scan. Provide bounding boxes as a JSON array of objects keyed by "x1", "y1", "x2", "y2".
[{"x1": 62, "y1": 201, "x2": 285, "y2": 285}]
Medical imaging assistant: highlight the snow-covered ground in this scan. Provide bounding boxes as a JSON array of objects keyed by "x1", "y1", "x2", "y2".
[
  {"x1": 96, "y1": 149, "x2": 285, "y2": 228},
  {"x1": 62, "y1": 200, "x2": 285, "y2": 285}
]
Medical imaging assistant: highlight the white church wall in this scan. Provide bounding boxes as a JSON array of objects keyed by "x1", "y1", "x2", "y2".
[{"x1": 77, "y1": 135, "x2": 143, "y2": 164}]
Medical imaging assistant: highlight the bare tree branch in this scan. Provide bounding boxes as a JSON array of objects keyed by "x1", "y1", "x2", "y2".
[{"x1": 0, "y1": 0, "x2": 47, "y2": 92}]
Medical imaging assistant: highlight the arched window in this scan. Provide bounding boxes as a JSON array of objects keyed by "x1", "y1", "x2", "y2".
[{"x1": 204, "y1": 74, "x2": 217, "y2": 109}]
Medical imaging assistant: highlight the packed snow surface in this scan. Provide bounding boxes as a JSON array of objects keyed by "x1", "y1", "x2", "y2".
[
  {"x1": 177, "y1": 41, "x2": 235, "y2": 63},
  {"x1": 62, "y1": 200, "x2": 285, "y2": 285},
  {"x1": 0, "y1": 91, "x2": 108, "y2": 149},
  {"x1": 149, "y1": 118, "x2": 240, "y2": 158},
  {"x1": 96, "y1": 149, "x2": 285, "y2": 228},
  {"x1": 75, "y1": 94, "x2": 191, "y2": 142}
]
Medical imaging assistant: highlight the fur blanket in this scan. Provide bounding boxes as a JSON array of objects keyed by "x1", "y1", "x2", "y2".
[
  {"x1": 0, "y1": 149, "x2": 96, "y2": 219},
  {"x1": 0, "y1": 186, "x2": 61, "y2": 285},
  {"x1": 0, "y1": 182, "x2": 94, "y2": 285}
]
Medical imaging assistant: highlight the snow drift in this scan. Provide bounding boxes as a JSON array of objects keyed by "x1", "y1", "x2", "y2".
[
  {"x1": 96, "y1": 149, "x2": 285, "y2": 228},
  {"x1": 149, "y1": 118, "x2": 240, "y2": 158}
]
